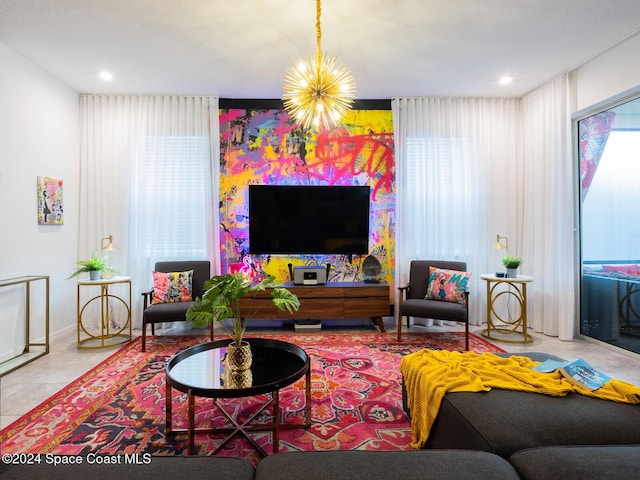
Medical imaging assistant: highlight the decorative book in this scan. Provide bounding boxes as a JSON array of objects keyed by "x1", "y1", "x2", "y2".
[{"x1": 533, "y1": 358, "x2": 612, "y2": 390}]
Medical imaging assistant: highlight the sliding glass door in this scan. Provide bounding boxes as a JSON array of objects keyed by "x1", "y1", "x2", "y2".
[{"x1": 576, "y1": 90, "x2": 640, "y2": 355}]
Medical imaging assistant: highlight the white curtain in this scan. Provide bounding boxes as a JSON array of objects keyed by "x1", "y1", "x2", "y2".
[
  {"x1": 393, "y1": 82, "x2": 576, "y2": 339},
  {"x1": 392, "y1": 97, "x2": 523, "y2": 326},
  {"x1": 521, "y1": 74, "x2": 575, "y2": 340},
  {"x1": 78, "y1": 95, "x2": 220, "y2": 328}
]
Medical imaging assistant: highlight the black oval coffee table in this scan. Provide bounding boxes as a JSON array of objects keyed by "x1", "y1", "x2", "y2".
[{"x1": 165, "y1": 337, "x2": 311, "y2": 456}]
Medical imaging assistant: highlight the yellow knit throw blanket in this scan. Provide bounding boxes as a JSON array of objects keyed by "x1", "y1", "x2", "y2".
[{"x1": 399, "y1": 349, "x2": 640, "y2": 449}]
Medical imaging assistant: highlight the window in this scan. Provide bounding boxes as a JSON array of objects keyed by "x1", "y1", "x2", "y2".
[
  {"x1": 133, "y1": 136, "x2": 211, "y2": 259},
  {"x1": 404, "y1": 137, "x2": 476, "y2": 259},
  {"x1": 578, "y1": 93, "x2": 640, "y2": 355},
  {"x1": 582, "y1": 130, "x2": 640, "y2": 260}
]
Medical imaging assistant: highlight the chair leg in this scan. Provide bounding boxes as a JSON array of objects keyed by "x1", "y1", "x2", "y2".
[
  {"x1": 396, "y1": 313, "x2": 403, "y2": 342},
  {"x1": 465, "y1": 321, "x2": 469, "y2": 351},
  {"x1": 209, "y1": 321, "x2": 214, "y2": 341},
  {"x1": 142, "y1": 323, "x2": 147, "y2": 352}
]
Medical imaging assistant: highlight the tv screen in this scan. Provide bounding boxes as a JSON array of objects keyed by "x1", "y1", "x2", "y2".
[{"x1": 249, "y1": 185, "x2": 370, "y2": 255}]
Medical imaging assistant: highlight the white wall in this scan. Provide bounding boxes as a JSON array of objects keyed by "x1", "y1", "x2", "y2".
[
  {"x1": 0, "y1": 42, "x2": 79, "y2": 361},
  {"x1": 574, "y1": 33, "x2": 640, "y2": 111}
]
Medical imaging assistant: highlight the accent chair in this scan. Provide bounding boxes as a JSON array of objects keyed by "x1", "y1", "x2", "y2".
[{"x1": 396, "y1": 260, "x2": 470, "y2": 350}]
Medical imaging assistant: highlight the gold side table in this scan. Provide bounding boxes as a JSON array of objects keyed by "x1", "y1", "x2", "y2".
[
  {"x1": 77, "y1": 276, "x2": 132, "y2": 349},
  {"x1": 480, "y1": 274, "x2": 533, "y2": 343}
]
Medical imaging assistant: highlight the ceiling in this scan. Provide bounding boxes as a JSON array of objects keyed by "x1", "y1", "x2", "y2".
[{"x1": 1, "y1": 0, "x2": 640, "y2": 99}]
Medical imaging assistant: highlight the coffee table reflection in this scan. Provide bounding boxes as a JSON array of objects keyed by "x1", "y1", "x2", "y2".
[{"x1": 165, "y1": 337, "x2": 311, "y2": 456}]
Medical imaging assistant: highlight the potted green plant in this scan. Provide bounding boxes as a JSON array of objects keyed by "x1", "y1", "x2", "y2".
[
  {"x1": 502, "y1": 256, "x2": 522, "y2": 278},
  {"x1": 68, "y1": 252, "x2": 114, "y2": 280},
  {"x1": 186, "y1": 272, "x2": 300, "y2": 371}
]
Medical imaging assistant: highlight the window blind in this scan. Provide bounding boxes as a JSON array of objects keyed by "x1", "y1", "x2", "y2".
[
  {"x1": 134, "y1": 135, "x2": 210, "y2": 259},
  {"x1": 405, "y1": 136, "x2": 475, "y2": 259}
]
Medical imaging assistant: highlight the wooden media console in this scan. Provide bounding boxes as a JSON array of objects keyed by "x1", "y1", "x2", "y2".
[{"x1": 238, "y1": 282, "x2": 391, "y2": 332}]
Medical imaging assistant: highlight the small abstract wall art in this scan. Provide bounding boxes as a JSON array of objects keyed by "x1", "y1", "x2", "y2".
[{"x1": 37, "y1": 176, "x2": 64, "y2": 225}]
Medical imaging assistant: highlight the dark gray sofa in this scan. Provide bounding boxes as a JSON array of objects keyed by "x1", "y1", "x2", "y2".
[
  {"x1": 4, "y1": 448, "x2": 640, "y2": 480},
  {"x1": 0, "y1": 456, "x2": 254, "y2": 480},
  {"x1": 255, "y1": 450, "x2": 520, "y2": 480},
  {"x1": 509, "y1": 445, "x2": 640, "y2": 480},
  {"x1": 423, "y1": 388, "x2": 640, "y2": 457},
  {"x1": 0, "y1": 451, "x2": 522, "y2": 480}
]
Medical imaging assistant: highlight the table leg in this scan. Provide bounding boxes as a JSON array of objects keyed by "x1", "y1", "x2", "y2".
[
  {"x1": 165, "y1": 382, "x2": 172, "y2": 434},
  {"x1": 104, "y1": 284, "x2": 110, "y2": 336},
  {"x1": 485, "y1": 280, "x2": 493, "y2": 337},
  {"x1": 188, "y1": 389, "x2": 195, "y2": 455},
  {"x1": 127, "y1": 281, "x2": 132, "y2": 339},
  {"x1": 371, "y1": 316, "x2": 386, "y2": 332},
  {"x1": 273, "y1": 389, "x2": 280, "y2": 454},
  {"x1": 211, "y1": 397, "x2": 271, "y2": 457},
  {"x1": 521, "y1": 282, "x2": 528, "y2": 340},
  {"x1": 101, "y1": 285, "x2": 107, "y2": 347},
  {"x1": 77, "y1": 285, "x2": 81, "y2": 345},
  {"x1": 305, "y1": 360, "x2": 312, "y2": 427}
]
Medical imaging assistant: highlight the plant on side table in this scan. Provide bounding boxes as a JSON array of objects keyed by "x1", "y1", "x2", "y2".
[
  {"x1": 68, "y1": 252, "x2": 115, "y2": 281},
  {"x1": 186, "y1": 272, "x2": 300, "y2": 372},
  {"x1": 502, "y1": 255, "x2": 522, "y2": 278}
]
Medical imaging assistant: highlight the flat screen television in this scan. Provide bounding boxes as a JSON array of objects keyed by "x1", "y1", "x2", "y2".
[{"x1": 248, "y1": 185, "x2": 370, "y2": 255}]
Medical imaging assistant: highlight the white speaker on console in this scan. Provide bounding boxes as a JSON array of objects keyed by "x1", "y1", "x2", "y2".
[{"x1": 293, "y1": 266, "x2": 327, "y2": 285}]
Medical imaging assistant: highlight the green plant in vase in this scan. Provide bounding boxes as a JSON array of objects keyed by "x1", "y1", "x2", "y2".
[
  {"x1": 502, "y1": 255, "x2": 522, "y2": 278},
  {"x1": 186, "y1": 272, "x2": 300, "y2": 370},
  {"x1": 68, "y1": 252, "x2": 115, "y2": 280}
]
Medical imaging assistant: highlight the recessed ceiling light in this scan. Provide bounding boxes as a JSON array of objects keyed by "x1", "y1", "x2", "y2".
[
  {"x1": 499, "y1": 76, "x2": 513, "y2": 85},
  {"x1": 99, "y1": 71, "x2": 113, "y2": 81}
]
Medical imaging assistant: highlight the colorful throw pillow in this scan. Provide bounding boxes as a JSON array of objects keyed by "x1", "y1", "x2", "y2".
[
  {"x1": 151, "y1": 270, "x2": 193, "y2": 304},
  {"x1": 602, "y1": 264, "x2": 640, "y2": 276},
  {"x1": 425, "y1": 267, "x2": 471, "y2": 304}
]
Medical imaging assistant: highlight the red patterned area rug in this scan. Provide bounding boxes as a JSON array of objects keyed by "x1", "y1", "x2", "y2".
[{"x1": 0, "y1": 331, "x2": 503, "y2": 465}]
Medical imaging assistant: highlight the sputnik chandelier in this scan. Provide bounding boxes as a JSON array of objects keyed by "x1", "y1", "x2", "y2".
[{"x1": 282, "y1": 0, "x2": 356, "y2": 129}]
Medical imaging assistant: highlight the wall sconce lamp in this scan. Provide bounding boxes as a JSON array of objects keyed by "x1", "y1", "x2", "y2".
[
  {"x1": 101, "y1": 235, "x2": 116, "y2": 255},
  {"x1": 493, "y1": 234, "x2": 509, "y2": 252}
]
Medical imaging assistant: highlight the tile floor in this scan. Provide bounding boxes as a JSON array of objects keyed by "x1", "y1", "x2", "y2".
[{"x1": 2, "y1": 320, "x2": 640, "y2": 430}]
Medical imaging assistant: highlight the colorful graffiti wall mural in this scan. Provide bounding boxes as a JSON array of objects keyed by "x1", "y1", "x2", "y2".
[{"x1": 218, "y1": 105, "x2": 395, "y2": 285}]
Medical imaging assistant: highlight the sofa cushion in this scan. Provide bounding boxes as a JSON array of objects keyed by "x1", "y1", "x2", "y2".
[
  {"x1": 255, "y1": 450, "x2": 520, "y2": 480},
  {"x1": 143, "y1": 300, "x2": 193, "y2": 322},
  {"x1": 509, "y1": 445, "x2": 640, "y2": 480},
  {"x1": 400, "y1": 297, "x2": 467, "y2": 322},
  {"x1": 425, "y1": 389, "x2": 640, "y2": 458},
  {"x1": 0, "y1": 456, "x2": 254, "y2": 480}
]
